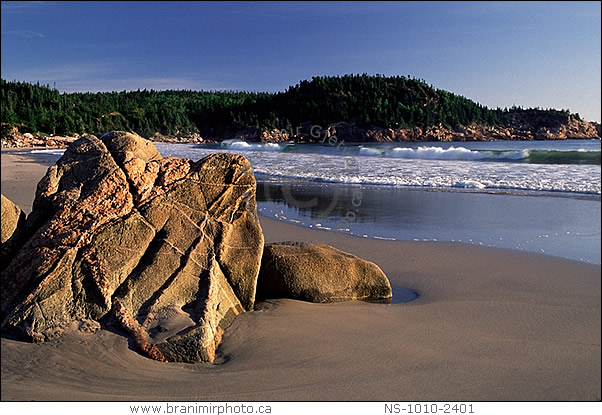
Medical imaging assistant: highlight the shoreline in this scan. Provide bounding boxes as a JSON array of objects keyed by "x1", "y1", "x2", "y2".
[
  {"x1": 1, "y1": 148, "x2": 601, "y2": 401},
  {"x1": 0, "y1": 149, "x2": 54, "y2": 214},
  {"x1": 255, "y1": 180, "x2": 601, "y2": 264},
  {"x1": 2, "y1": 124, "x2": 600, "y2": 150},
  {"x1": 2, "y1": 148, "x2": 600, "y2": 263}
]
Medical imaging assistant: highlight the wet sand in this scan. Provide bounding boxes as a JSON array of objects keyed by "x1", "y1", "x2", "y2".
[{"x1": 1, "y1": 149, "x2": 600, "y2": 401}]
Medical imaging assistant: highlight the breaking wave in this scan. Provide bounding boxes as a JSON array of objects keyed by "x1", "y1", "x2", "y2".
[{"x1": 358, "y1": 146, "x2": 600, "y2": 165}]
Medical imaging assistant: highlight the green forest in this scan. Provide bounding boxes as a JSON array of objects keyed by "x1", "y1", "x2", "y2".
[{"x1": 0, "y1": 74, "x2": 581, "y2": 139}]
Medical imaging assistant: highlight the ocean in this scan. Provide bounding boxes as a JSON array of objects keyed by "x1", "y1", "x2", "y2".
[{"x1": 29, "y1": 139, "x2": 601, "y2": 263}]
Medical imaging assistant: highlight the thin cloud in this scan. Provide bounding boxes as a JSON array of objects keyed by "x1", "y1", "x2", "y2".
[
  {"x1": 4, "y1": 71, "x2": 234, "y2": 93},
  {"x1": 1, "y1": 1, "x2": 49, "y2": 14},
  {"x1": 57, "y1": 77, "x2": 233, "y2": 93},
  {"x1": 10, "y1": 62, "x2": 116, "y2": 84},
  {"x1": 231, "y1": 10, "x2": 290, "y2": 19},
  {"x1": 1, "y1": 30, "x2": 46, "y2": 38},
  {"x1": 4, "y1": 61, "x2": 232, "y2": 92}
]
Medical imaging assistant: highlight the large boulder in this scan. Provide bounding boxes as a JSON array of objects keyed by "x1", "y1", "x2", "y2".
[
  {"x1": 1, "y1": 194, "x2": 26, "y2": 268},
  {"x1": 0, "y1": 132, "x2": 264, "y2": 363},
  {"x1": 257, "y1": 242, "x2": 392, "y2": 303}
]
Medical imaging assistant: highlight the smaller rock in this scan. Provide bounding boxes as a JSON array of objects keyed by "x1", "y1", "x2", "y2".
[
  {"x1": 257, "y1": 242, "x2": 392, "y2": 303},
  {"x1": 1, "y1": 194, "x2": 26, "y2": 267},
  {"x1": 78, "y1": 319, "x2": 101, "y2": 334}
]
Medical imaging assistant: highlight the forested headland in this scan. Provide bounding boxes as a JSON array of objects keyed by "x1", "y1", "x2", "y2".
[{"x1": 1, "y1": 74, "x2": 599, "y2": 144}]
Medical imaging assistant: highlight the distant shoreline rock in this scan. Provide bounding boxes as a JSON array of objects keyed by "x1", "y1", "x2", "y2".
[
  {"x1": 248, "y1": 117, "x2": 601, "y2": 144},
  {"x1": 2, "y1": 112, "x2": 599, "y2": 149},
  {"x1": 1, "y1": 130, "x2": 79, "y2": 148}
]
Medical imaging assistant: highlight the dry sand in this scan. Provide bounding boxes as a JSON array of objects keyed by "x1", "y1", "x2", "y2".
[
  {"x1": 1, "y1": 149, "x2": 51, "y2": 214},
  {"x1": 1, "y1": 149, "x2": 600, "y2": 401}
]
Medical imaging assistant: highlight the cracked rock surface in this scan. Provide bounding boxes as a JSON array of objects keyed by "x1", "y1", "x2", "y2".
[{"x1": 0, "y1": 132, "x2": 264, "y2": 363}]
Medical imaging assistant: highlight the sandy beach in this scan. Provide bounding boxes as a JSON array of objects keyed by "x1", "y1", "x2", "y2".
[{"x1": 1, "y1": 149, "x2": 600, "y2": 401}]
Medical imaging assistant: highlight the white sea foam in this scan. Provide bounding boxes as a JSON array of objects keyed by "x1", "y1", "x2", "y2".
[
  {"x1": 452, "y1": 180, "x2": 488, "y2": 189},
  {"x1": 251, "y1": 152, "x2": 600, "y2": 195},
  {"x1": 358, "y1": 145, "x2": 529, "y2": 161},
  {"x1": 30, "y1": 149, "x2": 67, "y2": 156},
  {"x1": 30, "y1": 141, "x2": 599, "y2": 196},
  {"x1": 220, "y1": 139, "x2": 282, "y2": 151},
  {"x1": 358, "y1": 147, "x2": 383, "y2": 156},
  {"x1": 389, "y1": 146, "x2": 486, "y2": 160}
]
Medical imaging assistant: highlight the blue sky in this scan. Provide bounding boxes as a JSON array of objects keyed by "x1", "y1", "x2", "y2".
[{"x1": 1, "y1": 1, "x2": 600, "y2": 122}]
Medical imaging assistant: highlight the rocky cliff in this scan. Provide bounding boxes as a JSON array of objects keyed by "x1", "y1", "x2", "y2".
[
  {"x1": 2, "y1": 113, "x2": 599, "y2": 149},
  {"x1": 250, "y1": 115, "x2": 601, "y2": 144}
]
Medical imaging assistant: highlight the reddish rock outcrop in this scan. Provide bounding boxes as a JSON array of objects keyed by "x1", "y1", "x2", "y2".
[
  {"x1": 0, "y1": 131, "x2": 264, "y2": 363},
  {"x1": 1, "y1": 127, "x2": 79, "y2": 148},
  {"x1": 253, "y1": 117, "x2": 600, "y2": 144}
]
